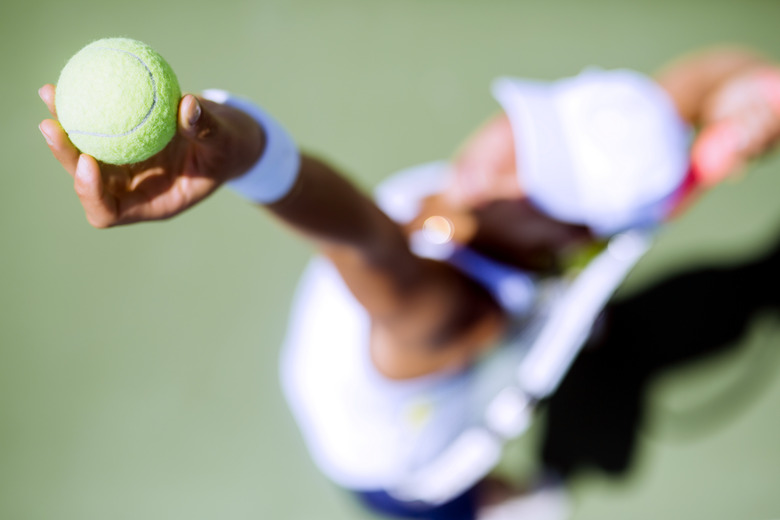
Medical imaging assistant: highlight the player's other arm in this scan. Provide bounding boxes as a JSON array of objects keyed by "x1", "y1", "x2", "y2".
[
  {"x1": 654, "y1": 46, "x2": 780, "y2": 185},
  {"x1": 654, "y1": 45, "x2": 770, "y2": 123}
]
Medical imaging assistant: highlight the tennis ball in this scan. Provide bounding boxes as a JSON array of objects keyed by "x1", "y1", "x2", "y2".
[{"x1": 55, "y1": 37, "x2": 181, "y2": 165}]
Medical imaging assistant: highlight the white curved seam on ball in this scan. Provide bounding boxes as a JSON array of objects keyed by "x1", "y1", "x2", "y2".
[{"x1": 68, "y1": 46, "x2": 158, "y2": 138}]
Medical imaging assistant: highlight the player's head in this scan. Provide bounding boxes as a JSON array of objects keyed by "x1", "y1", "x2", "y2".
[{"x1": 461, "y1": 69, "x2": 692, "y2": 237}]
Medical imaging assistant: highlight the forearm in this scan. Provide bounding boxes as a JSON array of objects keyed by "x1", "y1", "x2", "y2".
[
  {"x1": 263, "y1": 153, "x2": 427, "y2": 314},
  {"x1": 222, "y1": 93, "x2": 505, "y2": 374},
  {"x1": 265, "y1": 154, "x2": 409, "y2": 258},
  {"x1": 212, "y1": 89, "x2": 410, "y2": 266}
]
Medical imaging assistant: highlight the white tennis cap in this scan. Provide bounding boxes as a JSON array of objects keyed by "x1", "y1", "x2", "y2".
[{"x1": 492, "y1": 68, "x2": 690, "y2": 236}]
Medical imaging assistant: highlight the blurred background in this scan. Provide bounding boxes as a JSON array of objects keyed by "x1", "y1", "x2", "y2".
[{"x1": 2, "y1": 0, "x2": 780, "y2": 518}]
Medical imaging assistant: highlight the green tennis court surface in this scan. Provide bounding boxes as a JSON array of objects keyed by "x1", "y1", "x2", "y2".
[{"x1": 2, "y1": 0, "x2": 780, "y2": 518}]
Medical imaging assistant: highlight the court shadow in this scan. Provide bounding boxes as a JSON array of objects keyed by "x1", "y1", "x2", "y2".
[{"x1": 539, "y1": 234, "x2": 780, "y2": 478}]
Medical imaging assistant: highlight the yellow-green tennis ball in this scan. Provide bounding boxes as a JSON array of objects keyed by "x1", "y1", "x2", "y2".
[{"x1": 56, "y1": 38, "x2": 181, "y2": 165}]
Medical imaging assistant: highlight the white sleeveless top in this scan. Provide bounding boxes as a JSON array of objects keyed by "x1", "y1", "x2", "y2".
[{"x1": 280, "y1": 161, "x2": 543, "y2": 491}]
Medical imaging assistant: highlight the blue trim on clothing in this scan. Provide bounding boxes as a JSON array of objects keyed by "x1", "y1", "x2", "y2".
[{"x1": 354, "y1": 488, "x2": 477, "y2": 520}]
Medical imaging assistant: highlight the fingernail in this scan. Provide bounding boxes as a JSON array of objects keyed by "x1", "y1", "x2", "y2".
[
  {"x1": 38, "y1": 87, "x2": 45, "y2": 101},
  {"x1": 38, "y1": 123, "x2": 53, "y2": 145},
  {"x1": 189, "y1": 98, "x2": 202, "y2": 127},
  {"x1": 76, "y1": 155, "x2": 89, "y2": 181}
]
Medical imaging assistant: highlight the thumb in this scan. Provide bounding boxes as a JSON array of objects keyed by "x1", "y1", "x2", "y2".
[{"x1": 179, "y1": 94, "x2": 217, "y2": 141}]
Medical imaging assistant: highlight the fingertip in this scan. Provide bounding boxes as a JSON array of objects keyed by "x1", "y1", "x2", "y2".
[
  {"x1": 39, "y1": 118, "x2": 70, "y2": 149},
  {"x1": 38, "y1": 83, "x2": 52, "y2": 99},
  {"x1": 72, "y1": 154, "x2": 117, "y2": 229},
  {"x1": 75, "y1": 154, "x2": 100, "y2": 188},
  {"x1": 39, "y1": 120, "x2": 54, "y2": 146},
  {"x1": 40, "y1": 118, "x2": 82, "y2": 175},
  {"x1": 39, "y1": 118, "x2": 59, "y2": 138},
  {"x1": 75, "y1": 153, "x2": 88, "y2": 178},
  {"x1": 39, "y1": 84, "x2": 57, "y2": 117}
]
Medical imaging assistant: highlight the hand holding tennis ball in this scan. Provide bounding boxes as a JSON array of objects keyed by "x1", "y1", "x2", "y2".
[{"x1": 39, "y1": 37, "x2": 264, "y2": 227}]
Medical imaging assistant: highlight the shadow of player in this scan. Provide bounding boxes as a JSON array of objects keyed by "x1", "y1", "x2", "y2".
[{"x1": 540, "y1": 234, "x2": 780, "y2": 478}]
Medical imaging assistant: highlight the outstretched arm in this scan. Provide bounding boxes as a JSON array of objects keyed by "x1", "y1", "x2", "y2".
[{"x1": 39, "y1": 86, "x2": 504, "y2": 379}]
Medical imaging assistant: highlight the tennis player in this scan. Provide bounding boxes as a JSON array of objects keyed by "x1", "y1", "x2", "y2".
[{"x1": 39, "y1": 44, "x2": 780, "y2": 519}]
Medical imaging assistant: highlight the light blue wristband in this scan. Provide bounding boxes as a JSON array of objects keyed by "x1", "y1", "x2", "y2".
[{"x1": 202, "y1": 89, "x2": 301, "y2": 204}]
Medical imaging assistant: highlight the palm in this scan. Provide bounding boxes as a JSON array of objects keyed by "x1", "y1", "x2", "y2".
[{"x1": 91, "y1": 133, "x2": 218, "y2": 225}]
